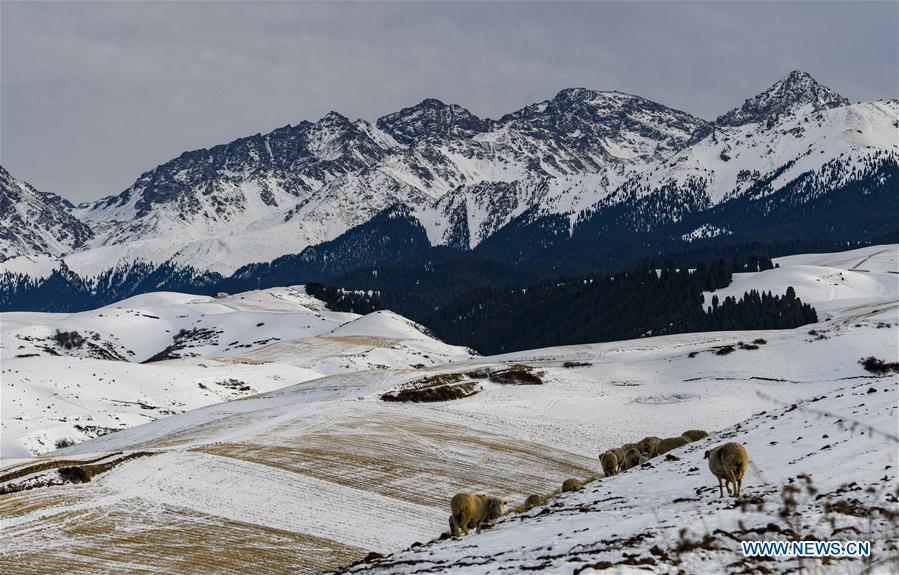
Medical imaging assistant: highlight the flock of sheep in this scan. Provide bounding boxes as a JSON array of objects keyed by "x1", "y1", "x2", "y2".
[{"x1": 448, "y1": 430, "x2": 750, "y2": 537}]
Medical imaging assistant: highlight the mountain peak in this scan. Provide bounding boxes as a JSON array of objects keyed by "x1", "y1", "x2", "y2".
[
  {"x1": 716, "y1": 70, "x2": 849, "y2": 127},
  {"x1": 376, "y1": 99, "x2": 491, "y2": 145},
  {"x1": 318, "y1": 110, "x2": 352, "y2": 126}
]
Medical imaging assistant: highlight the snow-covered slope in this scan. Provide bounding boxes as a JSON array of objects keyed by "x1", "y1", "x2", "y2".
[
  {"x1": 0, "y1": 286, "x2": 472, "y2": 456},
  {"x1": 346, "y1": 377, "x2": 897, "y2": 574},
  {"x1": 716, "y1": 70, "x2": 851, "y2": 128},
  {"x1": 613, "y1": 99, "x2": 898, "y2": 210},
  {"x1": 0, "y1": 165, "x2": 93, "y2": 261},
  {"x1": 1, "y1": 246, "x2": 895, "y2": 574},
  {"x1": 585, "y1": 74, "x2": 898, "y2": 242},
  {"x1": 705, "y1": 245, "x2": 898, "y2": 321}
]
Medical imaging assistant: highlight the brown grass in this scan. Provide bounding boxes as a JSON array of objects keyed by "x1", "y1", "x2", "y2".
[
  {"x1": 0, "y1": 504, "x2": 364, "y2": 575},
  {"x1": 199, "y1": 410, "x2": 596, "y2": 509}
]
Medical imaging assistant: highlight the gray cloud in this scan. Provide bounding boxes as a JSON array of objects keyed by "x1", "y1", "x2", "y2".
[{"x1": 1, "y1": 1, "x2": 896, "y2": 203}]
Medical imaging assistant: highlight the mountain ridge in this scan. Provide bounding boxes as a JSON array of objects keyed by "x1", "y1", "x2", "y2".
[{"x1": 1, "y1": 71, "x2": 896, "y2": 310}]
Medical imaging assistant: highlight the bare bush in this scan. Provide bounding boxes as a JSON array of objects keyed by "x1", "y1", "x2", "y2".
[
  {"x1": 54, "y1": 437, "x2": 76, "y2": 449},
  {"x1": 859, "y1": 356, "x2": 899, "y2": 375},
  {"x1": 53, "y1": 330, "x2": 85, "y2": 349}
]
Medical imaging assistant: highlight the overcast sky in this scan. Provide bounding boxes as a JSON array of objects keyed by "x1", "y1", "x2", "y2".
[{"x1": 2, "y1": 1, "x2": 896, "y2": 203}]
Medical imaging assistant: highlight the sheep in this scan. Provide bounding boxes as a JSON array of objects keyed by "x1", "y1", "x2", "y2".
[
  {"x1": 561, "y1": 478, "x2": 582, "y2": 492},
  {"x1": 622, "y1": 447, "x2": 641, "y2": 470},
  {"x1": 618, "y1": 444, "x2": 637, "y2": 467},
  {"x1": 599, "y1": 450, "x2": 619, "y2": 476},
  {"x1": 657, "y1": 435, "x2": 693, "y2": 455},
  {"x1": 704, "y1": 442, "x2": 749, "y2": 497},
  {"x1": 682, "y1": 429, "x2": 709, "y2": 442},
  {"x1": 523, "y1": 494, "x2": 545, "y2": 510},
  {"x1": 610, "y1": 447, "x2": 626, "y2": 464},
  {"x1": 637, "y1": 436, "x2": 662, "y2": 458},
  {"x1": 449, "y1": 493, "x2": 505, "y2": 536}
]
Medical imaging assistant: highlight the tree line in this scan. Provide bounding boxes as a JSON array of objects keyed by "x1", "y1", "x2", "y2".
[{"x1": 308, "y1": 256, "x2": 818, "y2": 354}]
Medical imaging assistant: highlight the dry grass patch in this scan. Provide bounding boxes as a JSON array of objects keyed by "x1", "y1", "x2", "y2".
[
  {"x1": 0, "y1": 504, "x2": 364, "y2": 575},
  {"x1": 199, "y1": 410, "x2": 596, "y2": 509},
  {"x1": 320, "y1": 335, "x2": 400, "y2": 348}
]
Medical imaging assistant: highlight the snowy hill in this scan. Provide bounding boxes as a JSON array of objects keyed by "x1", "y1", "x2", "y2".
[
  {"x1": 344, "y1": 377, "x2": 897, "y2": 574},
  {"x1": 0, "y1": 286, "x2": 472, "y2": 457},
  {"x1": 705, "y1": 245, "x2": 898, "y2": 320},
  {"x1": 1, "y1": 246, "x2": 896, "y2": 574}
]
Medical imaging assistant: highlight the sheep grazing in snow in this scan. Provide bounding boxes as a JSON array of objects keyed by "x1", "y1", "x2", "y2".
[
  {"x1": 618, "y1": 443, "x2": 637, "y2": 467},
  {"x1": 637, "y1": 436, "x2": 662, "y2": 458},
  {"x1": 622, "y1": 447, "x2": 642, "y2": 470},
  {"x1": 449, "y1": 493, "x2": 504, "y2": 536},
  {"x1": 682, "y1": 429, "x2": 709, "y2": 442},
  {"x1": 705, "y1": 442, "x2": 749, "y2": 497},
  {"x1": 522, "y1": 494, "x2": 545, "y2": 510},
  {"x1": 610, "y1": 447, "x2": 626, "y2": 465},
  {"x1": 561, "y1": 478, "x2": 583, "y2": 492},
  {"x1": 657, "y1": 435, "x2": 692, "y2": 455},
  {"x1": 600, "y1": 450, "x2": 619, "y2": 476}
]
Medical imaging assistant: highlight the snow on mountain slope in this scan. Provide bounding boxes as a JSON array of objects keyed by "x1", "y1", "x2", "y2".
[
  {"x1": 2, "y1": 246, "x2": 895, "y2": 574},
  {"x1": 704, "y1": 245, "x2": 898, "y2": 320},
  {"x1": 0, "y1": 165, "x2": 93, "y2": 261},
  {"x1": 602, "y1": 98, "x2": 898, "y2": 221},
  {"x1": 716, "y1": 70, "x2": 851, "y2": 128},
  {"x1": 414, "y1": 89, "x2": 706, "y2": 247},
  {"x1": 497, "y1": 88, "x2": 707, "y2": 171},
  {"x1": 1, "y1": 87, "x2": 706, "y2": 276},
  {"x1": 66, "y1": 114, "x2": 438, "y2": 274},
  {"x1": 377, "y1": 98, "x2": 495, "y2": 145},
  {"x1": 1, "y1": 286, "x2": 472, "y2": 456},
  {"x1": 774, "y1": 244, "x2": 899, "y2": 272},
  {"x1": 0, "y1": 254, "x2": 61, "y2": 280},
  {"x1": 3, "y1": 72, "x2": 895, "y2": 286}
]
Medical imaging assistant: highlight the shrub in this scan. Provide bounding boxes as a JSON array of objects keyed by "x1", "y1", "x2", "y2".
[
  {"x1": 53, "y1": 330, "x2": 85, "y2": 349},
  {"x1": 55, "y1": 437, "x2": 76, "y2": 449},
  {"x1": 715, "y1": 345, "x2": 735, "y2": 356},
  {"x1": 859, "y1": 356, "x2": 899, "y2": 375},
  {"x1": 489, "y1": 364, "x2": 543, "y2": 385}
]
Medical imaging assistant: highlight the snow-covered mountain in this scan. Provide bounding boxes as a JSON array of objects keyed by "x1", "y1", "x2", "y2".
[
  {"x1": 596, "y1": 88, "x2": 897, "y2": 216},
  {"x1": 0, "y1": 166, "x2": 93, "y2": 261},
  {"x1": 1, "y1": 71, "x2": 896, "y2": 298},
  {"x1": 575, "y1": 73, "x2": 898, "y2": 242},
  {"x1": 2, "y1": 245, "x2": 896, "y2": 574},
  {"x1": 61, "y1": 89, "x2": 704, "y2": 273},
  {"x1": 715, "y1": 69, "x2": 851, "y2": 128}
]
